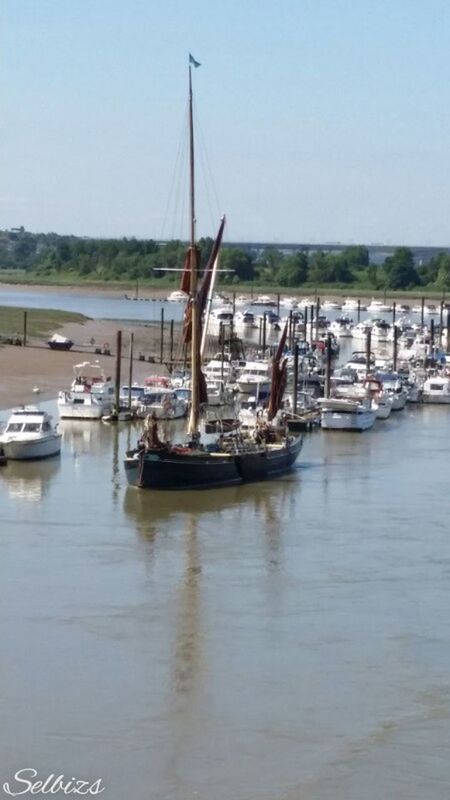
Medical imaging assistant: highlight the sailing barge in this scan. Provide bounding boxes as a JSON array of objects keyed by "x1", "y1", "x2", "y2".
[{"x1": 124, "y1": 59, "x2": 303, "y2": 489}]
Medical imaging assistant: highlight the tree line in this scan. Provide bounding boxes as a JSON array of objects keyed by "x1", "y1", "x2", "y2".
[{"x1": 1, "y1": 229, "x2": 450, "y2": 291}]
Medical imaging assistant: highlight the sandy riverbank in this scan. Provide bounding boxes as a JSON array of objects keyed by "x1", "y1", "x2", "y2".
[{"x1": 0, "y1": 317, "x2": 180, "y2": 411}]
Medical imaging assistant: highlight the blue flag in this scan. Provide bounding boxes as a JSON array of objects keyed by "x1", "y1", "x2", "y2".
[{"x1": 189, "y1": 53, "x2": 201, "y2": 68}]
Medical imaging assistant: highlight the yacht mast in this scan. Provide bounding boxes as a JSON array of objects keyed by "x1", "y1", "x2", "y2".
[{"x1": 187, "y1": 64, "x2": 200, "y2": 436}]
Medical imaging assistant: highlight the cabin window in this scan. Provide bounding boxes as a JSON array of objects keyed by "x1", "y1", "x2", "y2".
[
  {"x1": 429, "y1": 383, "x2": 444, "y2": 391},
  {"x1": 23, "y1": 423, "x2": 41, "y2": 432},
  {"x1": 6, "y1": 423, "x2": 23, "y2": 432}
]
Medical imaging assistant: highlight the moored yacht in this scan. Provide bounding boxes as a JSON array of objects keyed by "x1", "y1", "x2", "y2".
[
  {"x1": 318, "y1": 397, "x2": 376, "y2": 431},
  {"x1": 236, "y1": 360, "x2": 272, "y2": 396},
  {"x1": 58, "y1": 362, "x2": 115, "y2": 420},
  {"x1": 342, "y1": 297, "x2": 367, "y2": 312},
  {"x1": 367, "y1": 298, "x2": 393, "y2": 314},
  {"x1": 422, "y1": 374, "x2": 450, "y2": 404}
]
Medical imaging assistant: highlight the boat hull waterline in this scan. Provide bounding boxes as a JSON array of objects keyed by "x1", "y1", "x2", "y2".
[
  {"x1": 124, "y1": 437, "x2": 303, "y2": 490},
  {"x1": 1, "y1": 434, "x2": 62, "y2": 460}
]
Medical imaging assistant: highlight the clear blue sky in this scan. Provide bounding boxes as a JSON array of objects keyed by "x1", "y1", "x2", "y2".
[{"x1": 2, "y1": 0, "x2": 450, "y2": 246}]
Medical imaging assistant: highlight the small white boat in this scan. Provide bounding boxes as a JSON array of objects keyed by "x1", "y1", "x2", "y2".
[
  {"x1": 205, "y1": 379, "x2": 234, "y2": 406},
  {"x1": 352, "y1": 321, "x2": 372, "y2": 340},
  {"x1": 342, "y1": 298, "x2": 367, "y2": 312},
  {"x1": 250, "y1": 295, "x2": 277, "y2": 307},
  {"x1": 329, "y1": 317, "x2": 353, "y2": 338},
  {"x1": 167, "y1": 290, "x2": 188, "y2": 302},
  {"x1": 258, "y1": 310, "x2": 281, "y2": 330},
  {"x1": 236, "y1": 360, "x2": 271, "y2": 396},
  {"x1": 234, "y1": 310, "x2": 257, "y2": 329},
  {"x1": 318, "y1": 397, "x2": 376, "y2": 431},
  {"x1": 371, "y1": 319, "x2": 391, "y2": 342},
  {"x1": 47, "y1": 333, "x2": 74, "y2": 351},
  {"x1": 136, "y1": 388, "x2": 188, "y2": 419},
  {"x1": 367, "y1": 298, "x2": 393, "y2": 314},
  {"x1": 322, "y1": 299, "x2": 342, "y2": 310},
  {"x1": 0, "y1": 407, "x2": 61, "y2": 460},
  {"x1": 376, "y1": 373, "x2": 408, "y2": 410},
  {"x1": 210, "y1": 306, "x2": 234, "y2": 323},
  {"x1": 422, "y1": 374, "x2": 450, "y2": 404},
  {"x1": 279, "y1": 296, "x2": 298, "y2": 309},
  {"x1": 119, "y1": 383, "x2": 147, "y2": 407}
]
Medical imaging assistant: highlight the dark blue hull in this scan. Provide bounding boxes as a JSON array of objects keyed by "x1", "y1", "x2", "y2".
[{"x1": 124, "y1": 437, "x2": 303, "y2": 490}]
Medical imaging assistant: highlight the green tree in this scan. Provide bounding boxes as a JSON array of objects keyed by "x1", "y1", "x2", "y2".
[
  {"x1": 383, "y1": 247, "x2": 420, "y2": 289},
  {"x1": 277, "y1": 252, "x2": 308, "y2": 286},
  {"x1": 220, "y1": 248, "x2": 255, "y2": 282}
]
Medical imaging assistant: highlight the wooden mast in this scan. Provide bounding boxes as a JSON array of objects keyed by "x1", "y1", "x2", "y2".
[{"x1": 187, "y1": 64, "x2": 200, "y2": 436}]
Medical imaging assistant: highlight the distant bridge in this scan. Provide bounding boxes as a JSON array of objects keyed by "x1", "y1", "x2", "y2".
[{"x1": 221, "y1": 242, "x2": 450, "y2": 265}]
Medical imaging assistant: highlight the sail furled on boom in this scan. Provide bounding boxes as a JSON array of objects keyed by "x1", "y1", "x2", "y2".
[
  {"x1": 267, "y1": 319, "x2": 289, "y2": 421},
  {"x1": 182, "y1": 215, "x2": 226, "y2": 344},
  {"x1": 180, "y1": 246, "x2": 200, "y2": 295}
]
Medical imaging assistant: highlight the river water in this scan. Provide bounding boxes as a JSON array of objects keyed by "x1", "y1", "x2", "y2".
[{"x1": 1, "y1": 291, "x2": 450, "y2": 799}]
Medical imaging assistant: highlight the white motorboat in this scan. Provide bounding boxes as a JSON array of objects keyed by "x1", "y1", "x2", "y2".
[
  {"x1": 365, "y1": 378, "x2": 393, "y2": 419},
  {"x1": 119, "y1": 384, "x2": 147, "y2": 407},
  {"x1": 205, "y1": 379, "x2": 234, "y2": 406},
  {"x1": 210, "y1": 306, "x2": 234, "y2": 323},
  {"x1": 250, "y1": 295, "x2": 277, "y2": 307},
  {"x1": 234, "y1": 310, "x2": 257, "y2": 329},
  {"x1": 279, "y1": 296, "x2": 298, "y2": 309},
  {"x1": 0, "y1": 407, "x2": 61, "y2": 460},
  {"x1": 422, "y1": 374, "x2": 450, "y2": 404},
  {"x1": 371, "y1": 319, "x2": 391, "y2": 342},
  {"x1": 236, "y1": 360, "x2": 271, "y2": 396},
  {"x1": 352, "y1": 321, "x2": 372, "y2": 340},
  {"x1": 367, "y1": 298, "x2": 393, "y2": 314},
  {"x1": 258, "y1": 310, "x2": 281, "y2": 330},
  {"x1": 58, "y1": 361, "x2": 115, "y2": 419},
  {"x1": 376, "y1": 373, "x2": 408, "y2": 410},
  {"x1": 342, "y1": 298, "x2": 367, "y2": 312},
  {"x1": 318, "y1": 397, "x2": 376, "y2": 431},
  {"x1": 329, "y1": 317, "x2": 353, "y2": 338},
  {"x1": 136, "y1": 388, "x2": 188, "y2": 419},
  {"x1": 167, "y1": 290, "x2": 188, "y2": 302},
  {"x1": 322, "y1": 299, "x2": 342, "y2": 310}
]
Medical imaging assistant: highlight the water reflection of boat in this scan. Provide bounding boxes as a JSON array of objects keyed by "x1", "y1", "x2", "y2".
[
  {"x1": 60, "y1": 418, "x2": 128, "y2": 456},
  {"x1": 0, "y1": 457, "x2": 61, "y2": 502},
  {"x1": 123, "y1": 474, "x2": 299, "y2": 529}
]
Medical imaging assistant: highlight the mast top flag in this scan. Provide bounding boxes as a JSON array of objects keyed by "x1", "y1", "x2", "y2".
[{"x1": 189, "y1": 53, "x2": 201, "y2": 68}]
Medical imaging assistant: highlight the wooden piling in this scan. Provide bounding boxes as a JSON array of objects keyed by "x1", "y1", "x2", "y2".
[
  {"x1": 393, "y1": 325, "x2": 398, "y2": 372},
  {"x1": 325, "y1": 333, "x2": 332, "y2": 398},
  {"x1": 169, "y1": 319, "x2": 174, "y2": 366},
  {"x1": 293, "y1": 342, "x2": 299, "y2": 413},
  {"x1": 160, "y1": 307, "x2": 164, "y2": 363},
  {"x1": 127, "y1": 332, "x2": 134, "y2": 409},
  {"x1": 115, "y1": 330, "x2": 122, "y2": 412},
  {"x1": 365, "y1": 328, "x2": 372, "y2": 377}
]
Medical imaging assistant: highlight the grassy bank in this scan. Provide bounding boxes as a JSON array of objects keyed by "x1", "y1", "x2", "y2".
[{"x1": 0, "y1": 307, "x2": 88, "y2": 339}]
